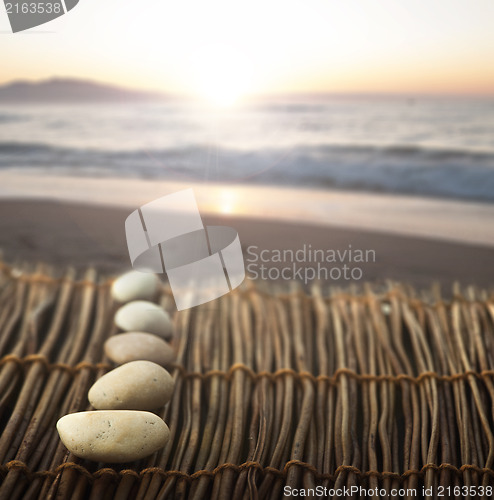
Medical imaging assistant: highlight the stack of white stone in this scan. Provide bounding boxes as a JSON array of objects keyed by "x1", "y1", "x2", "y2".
[{"x1": 57, "y1": 271, "x2": 176, "y2": 463}]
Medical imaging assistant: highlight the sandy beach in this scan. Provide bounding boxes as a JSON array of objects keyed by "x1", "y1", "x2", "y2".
[
  {"x1": 1, "y1": 198, "x2": 493, "y2": 290},
  {"x1": 2, "y1": 171, "x2": 494, "y2": 247}
]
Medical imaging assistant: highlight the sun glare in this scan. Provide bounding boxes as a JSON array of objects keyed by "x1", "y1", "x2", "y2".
[
  {"x1": 192, "y1": 45, "x2": 251, "y2": 106},
  {"x1": 219, "y1": 190, "x2": 236, "y2": 214}
]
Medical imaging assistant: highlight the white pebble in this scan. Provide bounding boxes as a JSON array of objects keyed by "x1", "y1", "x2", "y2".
[
  {"x1": 111, "y1": 271, "x2": 160, "y2": 303},
  {"x1": 57, "y1": 410, "x2": 170, "y2": 463},
  {"x1": 104, "y1": 332, "x2": 175, "y2": 367},
  {"x1": 114, "y1": 300, "x2": 172, "y2": 339},
  {"x1": 88, "y1": 360, "x2": 174, "y2": 410}
]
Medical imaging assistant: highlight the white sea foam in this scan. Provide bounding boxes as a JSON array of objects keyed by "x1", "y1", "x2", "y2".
[{"x1": 1, "y1": 95, "x2": 494, "y2": 201}]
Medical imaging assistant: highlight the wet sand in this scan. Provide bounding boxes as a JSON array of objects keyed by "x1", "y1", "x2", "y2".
[{"x1": 0, "y1": 199, "x2": 493, "y2": 290}]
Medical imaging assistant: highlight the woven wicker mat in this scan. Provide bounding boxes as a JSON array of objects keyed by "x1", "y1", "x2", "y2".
[{"x1": 0, "y1": 261, "x2": 493, "y2": 499}]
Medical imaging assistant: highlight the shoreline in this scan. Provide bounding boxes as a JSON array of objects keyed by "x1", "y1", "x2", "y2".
[
  {"x1": 0, "y1": 198, "x2": 493, "y2": 289},
  {"x1": 1, "y1": 171, "x2": 494, "y2": 248}
]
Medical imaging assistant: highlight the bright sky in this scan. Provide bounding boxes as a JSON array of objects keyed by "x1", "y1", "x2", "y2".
[{"x1": 1, "y1": 0, "x2": 494, "y2": 98}]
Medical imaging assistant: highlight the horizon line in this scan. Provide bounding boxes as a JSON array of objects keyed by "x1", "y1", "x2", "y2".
[{"x1": 1, "y1": 76, "x2": 494, "y2": 99}]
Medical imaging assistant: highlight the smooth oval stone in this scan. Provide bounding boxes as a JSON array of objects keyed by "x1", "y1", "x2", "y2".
[
  {"x1": 114, "y1": 300, "x2": 172, "y2": 339},
  {"x1": 57, "y1": 410, "x2": 169, "y2": 463},
  {"x1": 111, "y1": 271, "x2": 160, "y2": 303},
  {"x1": 88, "y1": 360, "x2": 174, "y2": 410},
  {"x1": 104, "y1": 332, "x2": 175, "y2": 367}
]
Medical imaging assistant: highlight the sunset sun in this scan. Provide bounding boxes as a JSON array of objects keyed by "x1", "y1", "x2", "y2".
[{"x1": 191, "y1": 45, "x2": 252, "y2": 106}]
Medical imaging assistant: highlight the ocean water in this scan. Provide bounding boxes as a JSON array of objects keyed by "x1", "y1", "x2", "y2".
[{"x1": 1, "y1": 95, "x2": 494, "y2": 201}]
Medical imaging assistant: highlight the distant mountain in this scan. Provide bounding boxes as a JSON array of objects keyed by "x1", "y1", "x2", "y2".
[{"x1": 0, "y1": 78, "x2": 167, "y2": 102}]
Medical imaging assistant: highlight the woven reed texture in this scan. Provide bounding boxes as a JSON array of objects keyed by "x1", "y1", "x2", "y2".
[{"x1": 0, "y1": 261, "x2": 493, "y2": 499}]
